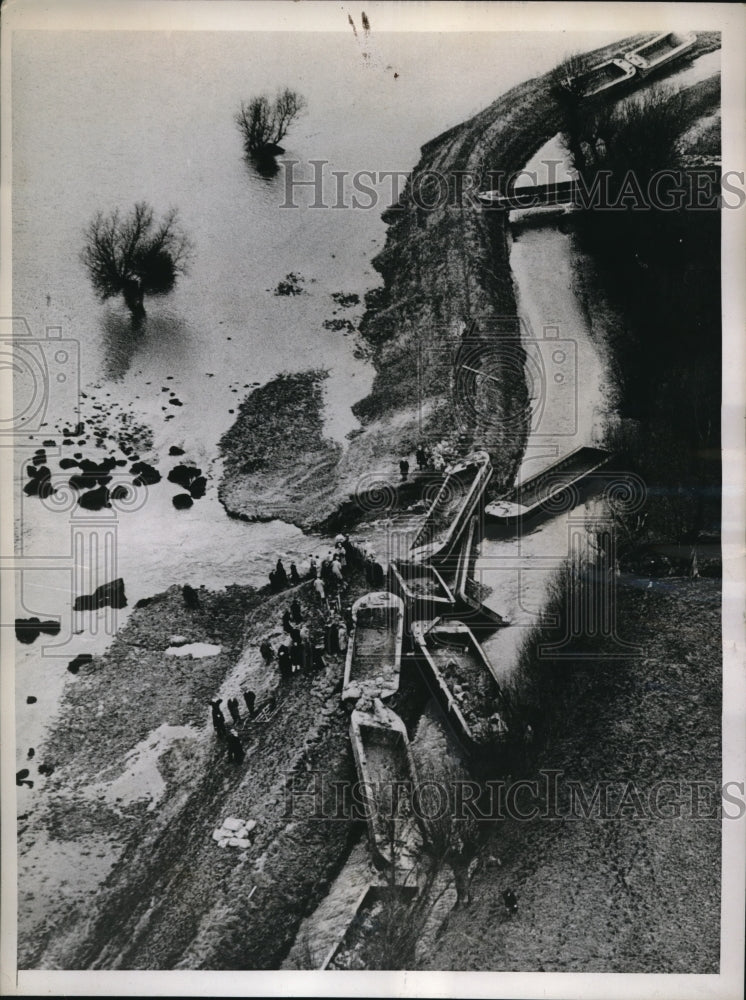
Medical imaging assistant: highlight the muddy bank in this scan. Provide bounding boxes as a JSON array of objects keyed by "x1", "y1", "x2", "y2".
[
  {"x1": 421, "y1": 577, "x2": 721, "y2": 972},
  {"x1": 218, "y1": 370, "x2": 342, "y2": 524},
  {"x1": 18, "y1": 566, "x2": 374, "y2": 970}
]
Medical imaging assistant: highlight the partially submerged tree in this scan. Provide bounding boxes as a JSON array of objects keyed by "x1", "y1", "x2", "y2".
[
  {"x1": 81, "y1": 202, "x2": 192, "y2": 325},
  {"x1": 235, "y1": 88, "x2": 307, "y2": 157}
]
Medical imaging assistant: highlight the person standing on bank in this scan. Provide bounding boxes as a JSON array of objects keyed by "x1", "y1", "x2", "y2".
[
  {"x1": 211, "y1": 700, "x2": 226, "y2": 740},
  {"x1": 227, "y1": 697, "x2": 241, "y2": 726},
  {"x1": 243, "y1": 690, "x2": 256, "y2": 716}
]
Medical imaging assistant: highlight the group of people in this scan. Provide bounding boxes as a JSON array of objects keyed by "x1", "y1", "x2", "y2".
[
  {"x1": 274, "y1": 596, "x2": 328, "y2": 680},
  {"x1": 210, "y1": 692, "x2": 274, "y2": 764},
  {"x1": 268, "y1": 557, "x2": 301, "y2": 593},
  {"x1": 308, "y1": 536, "x2": 351, "y2": 604},
  {"x1": 398, "y1": 443, "x2": 439, "y2": 482},
  {"x1": 263, "y1": 590, "x2": 354, "y2": 686},
  {"x1": 267, "y1": 535, "x2": 355, "y2": 601},
  {"x1": 215, "y1": 535, "x2": 361, "y2": 766}
]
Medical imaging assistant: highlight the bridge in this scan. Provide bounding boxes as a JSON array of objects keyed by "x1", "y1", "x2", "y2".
[
  {"x1": 478, "y1": 165, "x2": 723, "y2": 212},
  {"x1": 477, "y1": 180, "x2": 577, "y2": 211}
]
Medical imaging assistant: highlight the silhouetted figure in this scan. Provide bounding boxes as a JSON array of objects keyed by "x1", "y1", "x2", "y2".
[
  {"x1": 183, "y1": 584, "x2": 200, "y2": 609},
  {"x1": 269, "y1": 569, "x2": 279, "y2": 592},
  {"x1": 343, "y1": 536, "x2": 354, "y2": 559},
  {"x1": 308, "y1": 556, "x2": 318, "y2": 580},
  {"x1": 277, "y1": 645, "x2": 292, "y2": 682},
  {"x1": 290, "y1": 598, "x2": 302, "y2": 622},
  {"x1": 502, "y1": 889, "x2": 518, "y2": 916},
  {"x1": 290, "y1": 641, "x2": 303, "y2": 671},
  {"x1": 282, "y1": 608, "x2": 293, "y2": 634},
  {"x1": 331, "y1": 557, "x2": 344, "y2": 586},
  {"x1": 211, "y1": 700, "x2": 226, "y2": 740},
  {"x1": 343, "y1": 606, "x2": 354, "y2": 633},
  {"x1": 243, "y1": 689, "x2": 257, "y2": 716},
  {"x1": 290, "y1": 562, "x2": 301, "y2": 585},
  {"x1": 275, "y1": 558, "x2": 288, "y2": 589},
  {"x1": 260, "y1": 640, "x2": 273, "y2": 664},
  {"x1": 227, "y1": 697, "x2": 241, "y2": 725},
  {"x1": 399, "y1": 458, "x2": 409, "y2": 481},
  {"x1": 226, "y1": 729, "x2": 245, "y2": 763},
  {"x1": 416, "y1": 445, "x2": 426, "y2": 470},
  {"x1": 326, "y1": 619, "x2": 340, "y2": 655}
]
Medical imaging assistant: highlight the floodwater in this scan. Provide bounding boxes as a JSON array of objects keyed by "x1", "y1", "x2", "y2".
[
  {"x1": 478, "y1": 48, "x2": 721, "y2": 680},
  {"x1": 11, "y1": 27, "x2": 630, "y2": 767},
  {"x1": 11, "y1": 27, "x2": 718, "y2": 968}
]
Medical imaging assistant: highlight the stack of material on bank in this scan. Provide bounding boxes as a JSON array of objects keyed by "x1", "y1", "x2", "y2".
[{"x1": 212, "y1": 815, "x2": 257, "y2": 849}]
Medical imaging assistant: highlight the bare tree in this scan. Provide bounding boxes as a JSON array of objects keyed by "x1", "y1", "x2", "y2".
[
  {"x1": 550, "y1": 52, "x2": 592, "y2": 171},
  {"x1": 81, "y1": 202, "x2": 192, "y2": 326},
  {"x1": 235, "y1": 88, "x2": 307, "y2": 156},
  {"x1": 550, "y1": 51, "x2": 590, "y2": 104}
]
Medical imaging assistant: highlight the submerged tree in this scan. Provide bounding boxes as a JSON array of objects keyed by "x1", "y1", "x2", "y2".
[
  {"x1": 81, "y1": 202, "x2": 192, "y2": 326},
  {"x1": 235, "y1": 88, "x2": 307, "y2": 157}
]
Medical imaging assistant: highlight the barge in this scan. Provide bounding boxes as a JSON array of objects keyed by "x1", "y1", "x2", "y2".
[
  {"x1": 409, "y1": 450, "x2": 492, "y2": 564},
  {"x1": 485, "y1": 445, "x2": 612, "y2": 525},
  {"x1": 411, "y1": 618, "x2": 510, "y2": 754},
  {"x1": 625, "y1": 31, "x2": 696, "y2": 76},
  {"x1": 349, "y1": 705, "x2": 421, "y2": 870},
  {"x1": 387, "y1": 558, "x2": 456, "y2": 620},
  {"x1": 342, "y1": 591, "x2": 405, "y2": 702}
]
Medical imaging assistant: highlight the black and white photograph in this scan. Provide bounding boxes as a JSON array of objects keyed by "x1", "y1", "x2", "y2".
[{"x1": 1, "y1": 1, "x2": 744, "y2": 996}]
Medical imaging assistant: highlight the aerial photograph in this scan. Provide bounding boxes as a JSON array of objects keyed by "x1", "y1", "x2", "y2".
[{"x1": 3, "y1": 1, "x2": 742, "y2": 993}]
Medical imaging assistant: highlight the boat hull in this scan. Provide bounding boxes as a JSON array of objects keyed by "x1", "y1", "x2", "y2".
[
  {"x1": 625, "y1": 31, "x2": 696, "y2": 76},
  {"x1": 320, "y1": 884, "x2": 419, "y2": 970},
  {"x1": 575, "y1": 57, "x2": 637, "y2": 98},
  {"x1": 412, "y1": 619, "x2": 510, "y2": 756},
  {"x1": 451, "y1": 514, "x2": 508, "y2": 627},
  {"x1": 485, "y1": 445, "x2": 612, "y2": 525},
  {"x1": 349, "y1": 707, "x2": 420, "y2": 870},
  {"x1": 409, "y1": 450, "x2": 493, "y2": 564},
  {"x1": 387, "y1": 559, "x2": 456, "y2": 620},
  {"x1": 342, "y1": 591, "x2": 405, "y2": 702}
]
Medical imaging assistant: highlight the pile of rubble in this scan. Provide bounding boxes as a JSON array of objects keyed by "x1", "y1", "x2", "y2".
[{"x1": 211, "y1": 815, "x2": 257, "y2": 849}]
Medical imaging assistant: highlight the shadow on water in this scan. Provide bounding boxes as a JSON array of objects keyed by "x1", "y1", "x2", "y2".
[
  {"x1": 101, "y1": 310, "x2": 145, "y2": 381},
  {"x1": 101, "y1": 308, "x2": 190, "y2": 380},
  {"x1": 247, "y1": 150, "x2": 281, "y2": 180}
]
